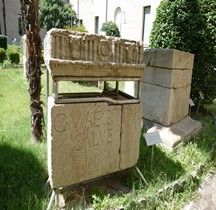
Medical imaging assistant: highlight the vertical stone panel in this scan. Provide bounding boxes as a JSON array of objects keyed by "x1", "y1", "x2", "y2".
[{"x1": 120, "y1": 103, "x2": 142, "y2": 169}]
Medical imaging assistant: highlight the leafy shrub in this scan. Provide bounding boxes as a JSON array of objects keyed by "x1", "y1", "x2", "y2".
[
  {"x1": 7, "y1": 49, "x2": 20, "y2": 64},
  {"x1": 150, "y1": 0, "x2": 216, "y2": 106},
  {"x1": 66, "y1": 24, "x2": 88, "y2": 32},
  {"x1": 101, "y1": 21, "x2": 120, "y2": 37},
  {"x1": 0, "y1": 48, "x2": 7, "y2": 63},
  {"x1": 0, "y1": 35, "x2": 7, "y2": 50},
  {"x1": 40, "y1": 0, "x2": 78, "y2": 31},
  {"x1": 2, "y1": 59, "x2": 12, "y2": 68}
]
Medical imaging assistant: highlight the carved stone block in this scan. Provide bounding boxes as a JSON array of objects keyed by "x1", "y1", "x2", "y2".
[
  {"x1": 48, "y1": 97, "x2": 141, "y2": 189},
  {"x1": 44, "y1": 28, "x2": 145, "y2": 77}
]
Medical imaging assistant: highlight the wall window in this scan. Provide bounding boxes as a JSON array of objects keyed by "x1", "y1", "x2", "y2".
[
  {"x1": 142, "y1": 6, "x2": 152, "y2": 47},
  {"x1": 95, "y1": 16, "x2": 99, "y2": 34}
]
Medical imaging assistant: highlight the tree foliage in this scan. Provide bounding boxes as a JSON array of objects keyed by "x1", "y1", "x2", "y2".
[
  {"x1": 101, "y1": 21, "x2": 120, "y2": 37},
  {"x1": 150, "y1": 0, "x2": 216, "y2": 105},
  {"x1": 40, "y1": 0, "x2": 78, "y2": 31}
]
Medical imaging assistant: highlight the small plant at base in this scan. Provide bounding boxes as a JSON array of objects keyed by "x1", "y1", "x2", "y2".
[{"x1": 2, "y1": 59, "x2": 12, "y2": 68}]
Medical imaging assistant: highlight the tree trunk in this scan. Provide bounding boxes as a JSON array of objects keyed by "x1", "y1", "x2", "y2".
[{"x1": 21, "y1": 0, "x2": 44, "y2": 142}]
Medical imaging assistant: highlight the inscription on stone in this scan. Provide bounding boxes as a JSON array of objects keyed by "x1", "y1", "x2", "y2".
[{"x1": 48, "y1": 100, "x2": 122, "y2": 188}]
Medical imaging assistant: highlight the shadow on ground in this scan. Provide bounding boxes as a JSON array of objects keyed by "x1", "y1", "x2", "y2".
[
  {"x1": 134, "y1": 136, "x2": 186, "y2": 186},
  {"x1": 0, "y1": 143, "x2": 47, "y2": 210}
]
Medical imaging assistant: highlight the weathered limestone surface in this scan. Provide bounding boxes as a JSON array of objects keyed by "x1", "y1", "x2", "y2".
[
  {"x1": 120, "y1": 103, "x2": 142, "y2": 169},
  {"x1": 142, "y1": 66, "x2": 193, "y2": 88},
  {"x1": 144, "y1": 49, "x2": 194, "y2": 70},
  {"x1": 142, "y1": 49, "x2": 194, "y2": 127},
  {"x1": 141, "y1": 48, "x2": 201, "y2": 149},
  {"x1": 48, "y1": 97, "x2": 141, "y2": 189},
  {"x1": 141, "y1": 83, "x2": 190, "y2": 126},
  {"x1": 45, "y1": 29, "x2": 144, "y2": 189},
  {"x1": 147, "y1": 116, "x2": 202, "y2": 150},
  {"x1": 44, "y1": 28, "x2": 145, "y2": 78}
]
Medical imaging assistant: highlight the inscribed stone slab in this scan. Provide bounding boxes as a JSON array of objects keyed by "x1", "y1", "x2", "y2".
[{"x1": 48, "y1": 97, "x2": 122, "y2": 189}]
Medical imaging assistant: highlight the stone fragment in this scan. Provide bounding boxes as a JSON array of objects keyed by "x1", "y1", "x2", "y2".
[
  {"x1": 44, "y1": 28, "x2": 145, "y2": 77},
  {"x1": 144, "y1": 49, "x2": 194, "y2": 70}
]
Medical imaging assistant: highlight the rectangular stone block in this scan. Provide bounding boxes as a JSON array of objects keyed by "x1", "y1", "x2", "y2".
[
  {"x1": 142, "y1": 66, "x2": 192, "y2": 88},
  {"x1": 44, "y1": 28, "x2": 145, "y2": 78},
  {"x1": 141, "y1": 83, "x2": 190, "y2": 126},
  {"x1": 144, "y1": 49, "x2": 194, "y2": 70},
  {"x1": 48, "y1": 97, "x2": 141, "y2": 189}
]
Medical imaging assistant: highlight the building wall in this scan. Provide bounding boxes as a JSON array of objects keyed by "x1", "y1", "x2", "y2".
[
  {"x1": 0, "y1": 0, "x2": 21, "y2": 44},
  {"x1": 70, "y1": 0, "x2": 161, "y2": 45}
]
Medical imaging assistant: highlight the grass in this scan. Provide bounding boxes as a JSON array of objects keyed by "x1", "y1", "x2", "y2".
[{"x1": 0, "y1": 67, "x2": 215, "y2": 209}]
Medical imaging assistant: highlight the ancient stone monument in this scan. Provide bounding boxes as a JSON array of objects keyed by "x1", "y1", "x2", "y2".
[
  {"x1": 44, "y1": 29, "x2": 145, "y2": 192},
  {"x1": 141, "y1": 49, "x2": 202, "y2": 150}
]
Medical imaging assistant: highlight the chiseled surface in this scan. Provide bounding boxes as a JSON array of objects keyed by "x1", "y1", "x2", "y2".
[
  {"x1": 44, "y1": 28, "x2": 145, "y2": 77},
  {"x1": 48, "y1": 97, "x2": 141, "y2": 189}
]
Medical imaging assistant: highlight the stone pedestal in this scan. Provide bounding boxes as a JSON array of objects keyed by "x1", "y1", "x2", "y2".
[
  {"x1": 141, "y1": 49, "x2": 202, "y2": 149},
  {"x1": 147, "y1": 116, "x2": 202, "y2": 151}
]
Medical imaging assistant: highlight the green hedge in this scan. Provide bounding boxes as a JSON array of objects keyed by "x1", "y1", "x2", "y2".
[
  {"x1": 0, "y1": 48, "x2": 7, "y2": 63},
  {"x1": 7, "y1": 49, "x2": 20, "y2": 64},
  {"x1": 0, "y1": 35, "x2": 7, "y2": 50},
  {"x1": 150, "y1": 0, "x2": 216, "y2": 106}
]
